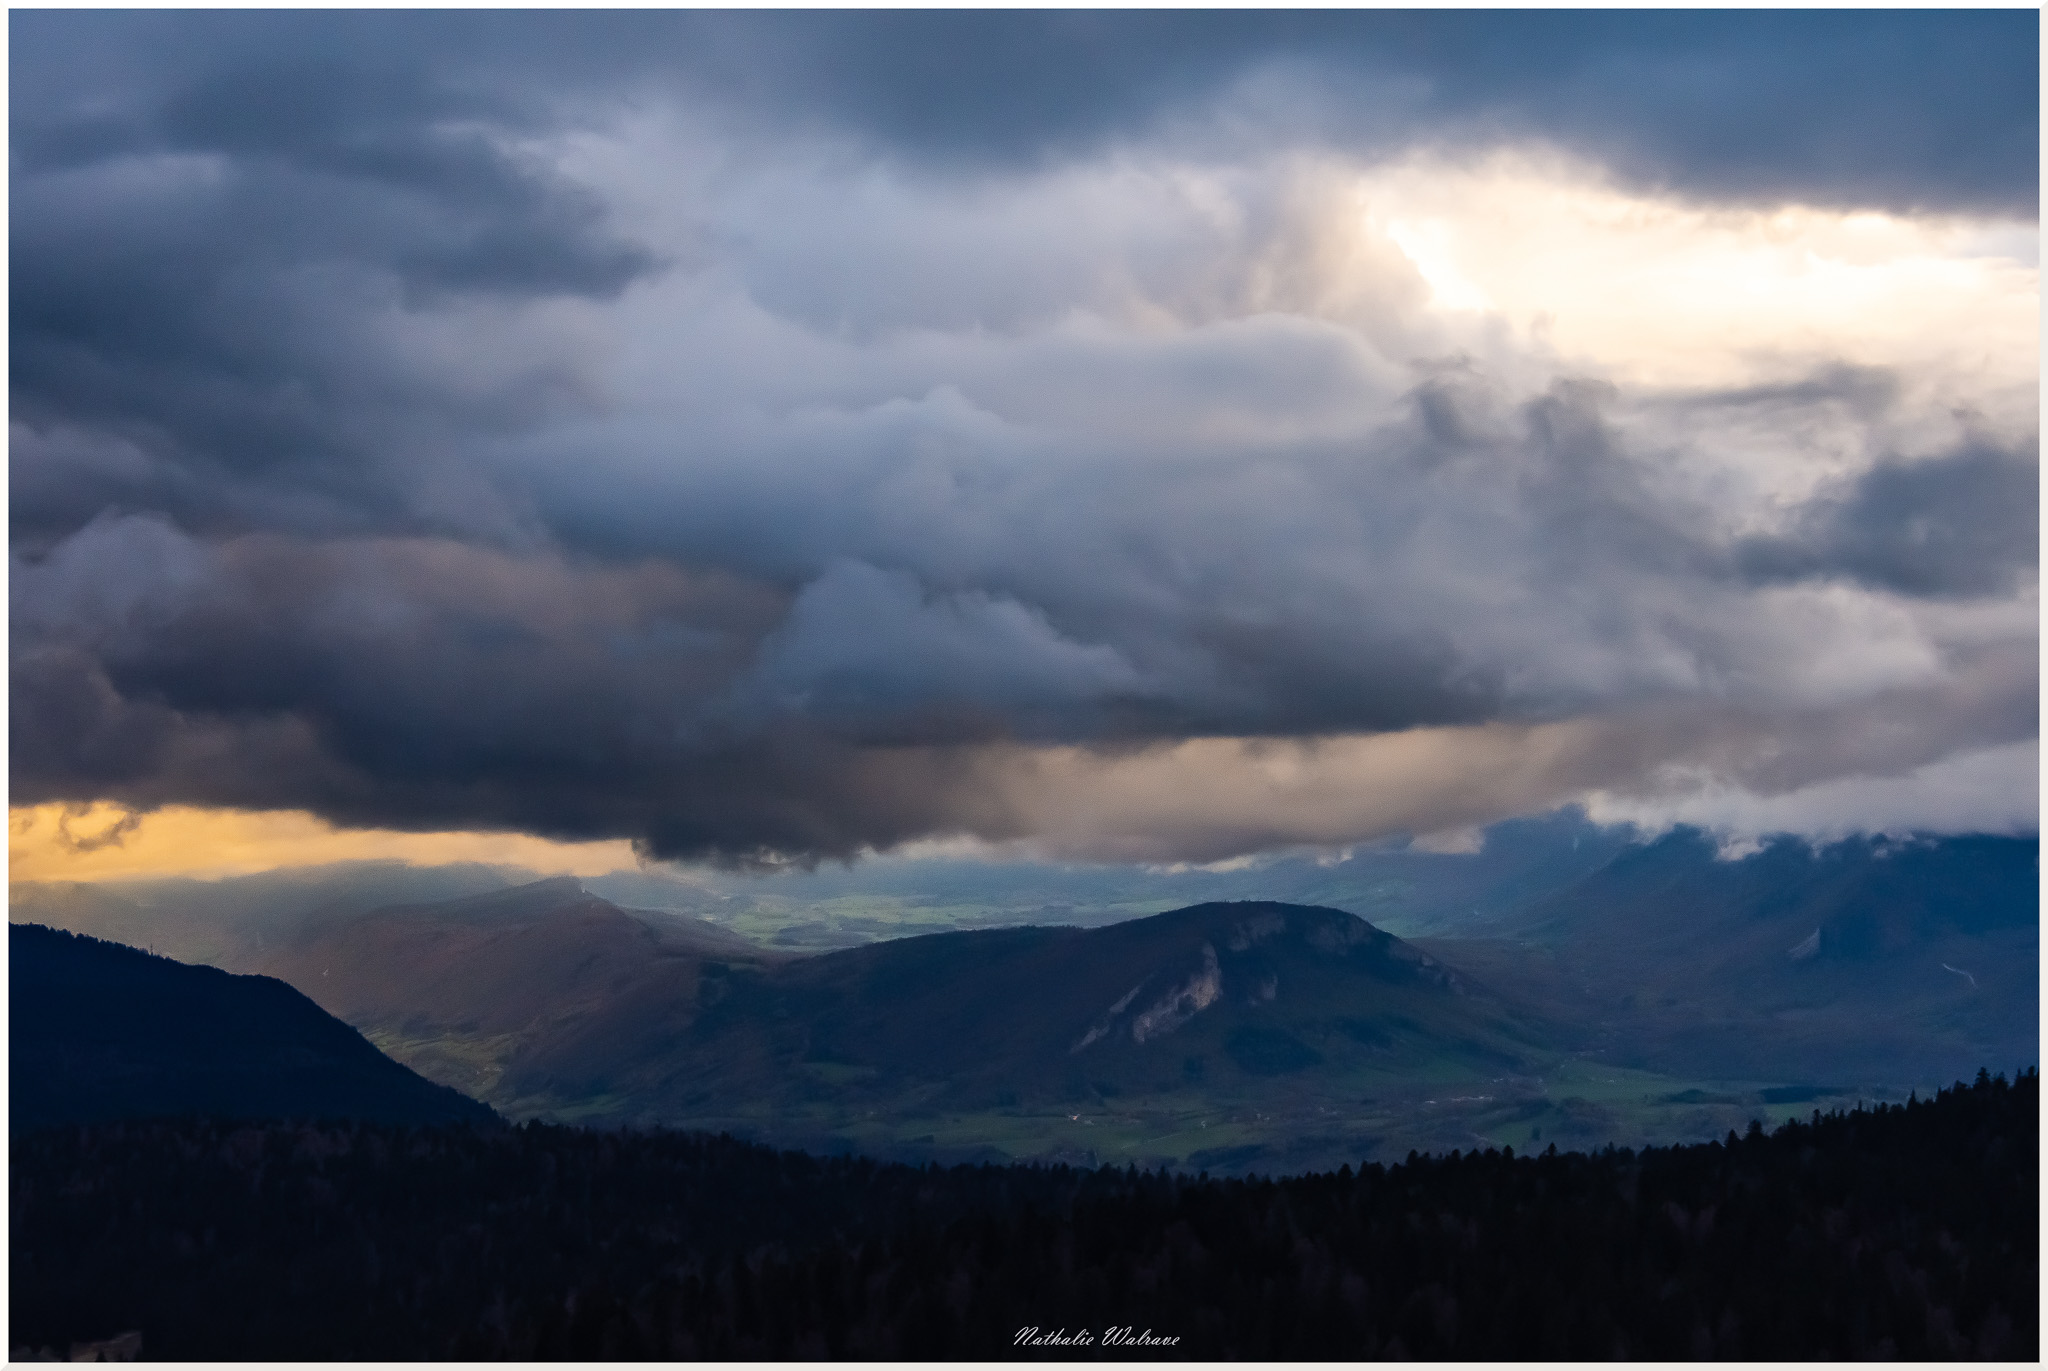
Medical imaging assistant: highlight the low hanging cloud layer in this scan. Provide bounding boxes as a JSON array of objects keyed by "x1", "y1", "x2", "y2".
[{"x1": 11, "y1": 12, "x2": 2039, "y2": 866}]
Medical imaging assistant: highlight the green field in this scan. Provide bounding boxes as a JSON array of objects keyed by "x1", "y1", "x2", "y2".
[
  {"x1": 453, "y1": 1048, "x2": 1899, "y2": 1176},
  {"x1": 689, "y1": 893, "x2": 1167, "y2": 951}
]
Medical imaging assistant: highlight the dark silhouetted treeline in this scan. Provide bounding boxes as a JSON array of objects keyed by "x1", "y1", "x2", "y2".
[{"x1": 11, "y1": 1070, "x2": 2034, "y2": 1359}]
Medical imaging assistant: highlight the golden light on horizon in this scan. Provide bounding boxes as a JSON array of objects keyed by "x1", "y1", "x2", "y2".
[{"x1": 7, "y1": 802, "x2": 645, "y2": 885}]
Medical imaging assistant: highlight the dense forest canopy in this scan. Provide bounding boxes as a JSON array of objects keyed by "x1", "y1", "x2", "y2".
[{"x1": 11, "y1": 1070, "x2": 2034, "y2": 1360}]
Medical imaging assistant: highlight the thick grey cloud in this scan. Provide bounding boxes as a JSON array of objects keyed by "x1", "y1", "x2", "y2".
[
  {"x1": 13, "y1": 10, "x2": 2035, "y2": 546},
  {"x1": 14, "y1": 369, "x2": 2033, "y2": 863},
  {"x1": 14, "y1": 11, "x2": 2036, "y2": 207},
  {"x1": 745, "y1": 10, "x2": 2038, "y2": 213},
  {"x1": 10, "y1": 12, "x2": 2037, "y2": 864},
  {"x1": 11, "y1": 10, "x2": 654, "y2": 552},
  {"x1": 1737, "y1": 446, "x2": 2039, "y2": 599}
]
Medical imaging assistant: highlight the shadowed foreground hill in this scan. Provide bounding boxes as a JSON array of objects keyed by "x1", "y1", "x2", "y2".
[
  {"x1": 9, "y1": 1071, "x2": 2033, "y2": 1359},
  {"x1": 9, "y1": 924, "x2": 495, "y2": 1132}
]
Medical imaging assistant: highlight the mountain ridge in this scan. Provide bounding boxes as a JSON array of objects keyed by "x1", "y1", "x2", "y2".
[
  {"x1": 496, "y1": 898, "x2": 1556, "y2": 1152},
  {"x1": 1418, "y1": 829, "x2": 2039, "y2": 1082}
]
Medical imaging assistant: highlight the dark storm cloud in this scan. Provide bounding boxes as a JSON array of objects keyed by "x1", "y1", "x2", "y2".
[
  {"x1": 716, "y1": 10, "x2": 2040, "y2": 213},
  {"x1": 11, "y1": 8, "x2": 2033, "y2": 546},
  {"x1": 9, "y1": 634, "x2": 1017, "y2": 866},
  {"x1": 1738, "y1": 446, "x2": 2040, "y2": 600},
  {"x1": 14, "y1": 10, "x2": 2037, "y2": 208},
  {"x1": 1633, "y1": 368, "x2": 2039, "y2": 600},
  {"x1": 1394, "y1": 10, "x2": 2038, "y2": 215},
  {"x1": 604, "y1": 10, "x2": 2038, "y2": 212},
  {"x1": 11, "y1": 8, "x2": 654, "y2": 547},
  {"x1": 8, "y1": 523, "x2": 1003, "y2": 863},
  {"x1": 10, "y1": 11, "x2": 2037, "y2": 862},
  {"x1": 15, "y1": 370, "x2": 2031, "y2": 862}
]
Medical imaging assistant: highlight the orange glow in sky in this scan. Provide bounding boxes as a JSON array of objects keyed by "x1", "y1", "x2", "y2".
[{"x1": 8, "y1": 802, "x2": 643, "y2": 884}]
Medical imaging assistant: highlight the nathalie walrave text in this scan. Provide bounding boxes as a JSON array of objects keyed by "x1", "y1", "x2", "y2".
[{"x1": 1015, "y1": 1327, "x2": 1180, "y2": 1348}]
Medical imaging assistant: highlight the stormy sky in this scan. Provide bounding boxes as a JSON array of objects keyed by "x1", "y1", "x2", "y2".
[{"x1": 11, "y1": 11, "x2": 2039, "y2": 871}]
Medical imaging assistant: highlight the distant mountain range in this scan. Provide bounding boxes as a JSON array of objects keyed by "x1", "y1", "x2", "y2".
[
  {"x1": 1419, "y1": 831, "x2": 2039, "y2": 1084},
  {"x1": 10, "y1": 827, "x2": 2035, "y2": 1168},
  {"x1": 7, "y1": 811, "x2": 1635, "y2": 957},
  {"x1": 578, "y1": 808, "x2": 1639, "y2": 948},
  {"x1": 10, "y1": 923, "x2": 495, "y2": 1133},
  {"x1": 8, "y1": 860, "x2": 518, "y2": 969}
]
